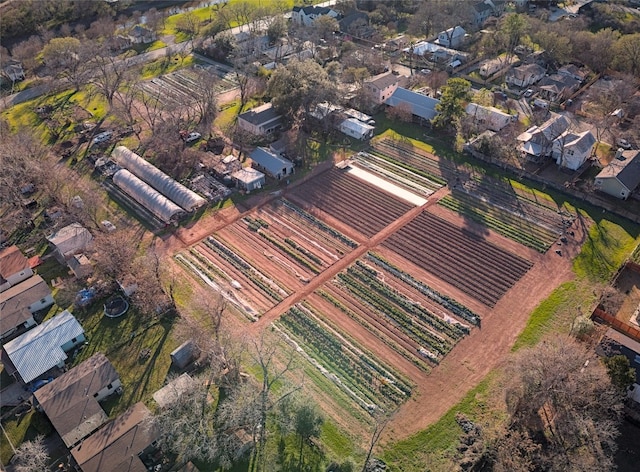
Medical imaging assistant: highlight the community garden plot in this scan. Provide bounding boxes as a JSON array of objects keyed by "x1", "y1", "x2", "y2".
[
  {"x1": 176, "y1": 199, "x2": 358, "y2": 319},
  {"x1": 438, "y1": 176, "x2": 569, "y2": 253},
  {"x1": 275, "y1": 302, "x2": 414, "y2": 413},
  {"x1": 287, "y1": 167, "x2": 415, "y2": 239},
  {"x1": 383, "y1": 211, "x2": 533, "y2": 307},
  {"x1": 139, "y1": 65, "x2": 238, "y2": 108}
]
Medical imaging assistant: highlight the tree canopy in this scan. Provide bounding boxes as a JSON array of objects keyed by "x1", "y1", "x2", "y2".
[{"x1": 432, "y1": 78, "x2": 472, "y2": 130}]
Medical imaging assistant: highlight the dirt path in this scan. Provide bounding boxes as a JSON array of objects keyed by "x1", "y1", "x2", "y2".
[{"x1": 248, "y1": 186, "x2": 452, "y2": 334}]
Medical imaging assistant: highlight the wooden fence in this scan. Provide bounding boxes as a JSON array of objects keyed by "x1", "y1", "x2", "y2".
[{"x1": 592, "y1": 307, "x2": 640, "y2": 343}]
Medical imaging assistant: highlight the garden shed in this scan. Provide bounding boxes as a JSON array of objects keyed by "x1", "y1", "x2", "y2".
[
  {"x1": 339, "y1": 118, "x2": 375, "y2": 140},
  {"x1": 112, "y1": 169, "x2": 184, "y2": 224},
  {"x1": 112, "y1": 146, "x2": 206, "y2": 212},
  {"x1": 231, "y1": 167, "x2": 265, "y2": 192},
  {"x1": 170, "y1": 340, "x2": 199, "y2": 370},
  {"x1": 249, "y1": 147, "x2": 294, "y2": 180}
]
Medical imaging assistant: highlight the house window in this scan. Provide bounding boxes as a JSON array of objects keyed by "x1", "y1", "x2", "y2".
[
  {"x1": 107, "y1": 383, "x2": 113, "y2": 390},
  {"x1": 40, "y1": 298, "x2": 46, "y2": 304},
  {"x1": 71, "y1": 337, "x2": 77, "y2": 343},
  {"x1": 93, "y1": 393, "x2": 98, "y2": 398}
]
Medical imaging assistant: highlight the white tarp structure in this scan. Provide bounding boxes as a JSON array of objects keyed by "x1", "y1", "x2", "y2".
[
  {"x1": 112, "y1": 146, "x2": 206, "y2": 212},
  {"x1": 339, "y1": 118, "x2": 375, "y2": 140},
  {"x1": 113, "y1": 169, "x2": 184, "y2": 224}
]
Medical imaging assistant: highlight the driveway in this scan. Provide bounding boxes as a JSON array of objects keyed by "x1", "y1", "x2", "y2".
[{"x1": 0, "y1": 382, "x2": 30, "y2": 408}]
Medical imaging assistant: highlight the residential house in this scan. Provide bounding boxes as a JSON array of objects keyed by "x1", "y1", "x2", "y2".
[
  {"x1": 47, "y1": 222, "x2": 93, "y2": 264},
  {"x1": 436, "y1": 26, "x2": 466, "y2": 49},
  {"x1": 595, "y1": 150, "x2": 640, "y2": 200},
  {"x1": 340, "y1": 12, "x2": 372, "y2": 39},
  {"x1": 249, "y1": 147, "x2": 294, "y2": 180},
  {"x1": 232, "y1": 31, "x2": 269, "y2": 58},
  {"x1": 291, "y1": 5, "x2": 340, "y2": 26},
  {"x1": 505, "y1": 63, "x2": 546, "y2": 88},
  {"x1": 557, "y1": 64, "x2": 588, "y2": 83},
  {"x1": 404, "y1": 41, "x2": 469, "y2": 65},
  {"x1": 517, "y1": 114, "x2": 570, "y2": 161},
  {"x1": 128, "y1": 25, "x2": 156, "y2": 44},
  {"x1": 153, "y1": 373, "x2": 196, "y2": 408},
  {"x1": 34, "y1": 353, "x2": 121, "y2": 447},
  {"x1": 364, "y1": 72, "x2": 400, "y2": 106},
  {"x1": 237, "y1": 103, "x2": 283, "y2": 136},
  {"x1": 339, "y1": 118, "x2": 375, "y2": 140},
  {"x1": 465, "y1": 103, "x2": 517, "y2": 131},
  {"x1": 551, "y1": 130, "x2": 596, "y2": 170},
  {"x1": 0, "y1": 245, "x2": 34, "y2": 292},
  {"x1": 170, "y1": 340, "x2": 199, "y2": 370},
  {"x1": 69, "y1": 402, "x2": 159, "y2": 472},
  {"x1": 478, "y1": 55, "x2": 516, "y2": 78},
  {"x1": 473, "y1": 2, "x2": 494, "y2": 26},
  {"x1": 3, "y1": 310, "x2": 85, "y2": 383},
  {"x1": 386, "y1": 35, "x2": 408, "y2": 51},
  {"x1": 538, "y1": 74, "x2": 581, "y2": 103},
  {"x1": 0, "y1": 275, "x2": 54, "y2": 340},
  {"x1": 231, "y1": 168, "x2": 266, "y2": 192},
  {"x1": 385, "y1": 88, "x2": 440, "y2": 124}
]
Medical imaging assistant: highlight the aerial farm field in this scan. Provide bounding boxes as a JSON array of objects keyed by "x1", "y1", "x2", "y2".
[{"x1": 176, "y1": 137, "x2": 585, "y2": 437}]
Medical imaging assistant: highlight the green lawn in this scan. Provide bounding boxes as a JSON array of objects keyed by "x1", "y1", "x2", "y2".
[
  {"x1": 140, "y1": 55, "x2": 195, "y2": 80},
  {"x1": 0, "y1": 410, "x2": 52, "y2": 465}
]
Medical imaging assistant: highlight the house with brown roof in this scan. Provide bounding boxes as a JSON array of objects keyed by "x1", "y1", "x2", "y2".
[
  {"x1": 0, "y1": 275, "x2": 54, "y2": 341},
  {"x1": 70, "y1": 402, "x2": 159, "y2": 472},
  {"x1": 595, "y1": 150, "x2": 640, "y2": 200},
  {"x1": 0, "y1": 245, "x2": 33, "y2": 292},
  {"x1": 364, "y1": 72, "x2": 399, "y2": 105},
  {"x1": 34, "y1": 353, "x2": 121, "y2": 447}
]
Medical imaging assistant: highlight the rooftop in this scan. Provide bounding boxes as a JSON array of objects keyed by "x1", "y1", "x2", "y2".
[
  {"x1": 0, "y1": 245, "x2": 30, "y2": 281},
  {"x1": 4, "y1": 310, "x2": 84, "y2": 383},
  {"x1": 596, "y1": 150, "x2": 640, "y2": 191},
  {"x1": 34, "y1": 353, "x2": 118, "y2": 447},
  {"x1": 385, "y1": 88, "x2": 440, "y2": 121},
  {"x1": 238, "y1": 103, "x2": 282, "y2": 126},
  {"x1": 70, "y1": 403, "x2": 158, "y2": 472},
  {"x1": 249, "y1": 147, "x2": 293, "y2": 176},
  {"x1": 0, "y1": 274, "x2": 51, "y2": 318},
  {"x1": 153, "y1": 373, "x2": 195, "y2": 408},
  {"x1": 231, "y1": 167, "x2": 265, "y2": 184},
  {"x1": 47, "y1": 222, "x2": 93, "y2": 258},
  {"x1": 365, "y1": 72, "x2": 399, "y2": 90}
]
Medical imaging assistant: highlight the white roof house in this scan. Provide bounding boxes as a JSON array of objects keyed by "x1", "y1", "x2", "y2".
[
  {"x1": 231, "y1": 167, "x2": 265, "y2": 192},
  {"x1": 437, "y1": 26, "x2": 466, "y2": 48},
  {"x1": 47, "y1": 223, "x2": 93, "y2": 262},
  {"x1": 465, "y1": 103, "x2": 517, "y2": 131},
  {"x1": 517, "y1": 114, "x2": 570, "y2": 159},
  {"x1": 552, "y1": 130, "x2": 596, "y2": 170},
  {"x1": 4, "y1": 310, "x2": 85, "y2": 383}
]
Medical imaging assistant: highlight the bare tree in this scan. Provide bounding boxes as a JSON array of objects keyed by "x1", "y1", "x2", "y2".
[
  {"x1": 361, "y1": 409, "x2": 395, "y2": 472},
  {"x1": 11, "y1": 435, "x2": 49, "y2": 472},
  {"x1": 89, "y1": 47, "x2": 134, "y2": 111},
  {"x1": 505, "y1": 336, "x2": 623, "y2": 471},
  {"x1": 91, "y1": 230, "x2": 139, "y2": 284},
  {"x1": 11, "y1": 35, "x2": 44, "y2": 74}
]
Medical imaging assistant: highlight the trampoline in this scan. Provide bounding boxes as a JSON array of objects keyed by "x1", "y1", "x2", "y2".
[{"x1": 103, "y1": 296, "x2": 129, "y2": 318}]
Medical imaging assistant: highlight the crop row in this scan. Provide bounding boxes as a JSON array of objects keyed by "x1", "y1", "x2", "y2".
[
  {"x1": 366, "y1": 253, "x2": 481, "y2": 326},
  {"x1": 277, "y1": 305, "x2": 412, "y2": 411},
  {"x1": 373, "y1": 139, "x2": 456, "y2": 181},
  {"x1": 255, "y1": 229, "x2": 322, "y2": 274},
  {"x1": 384, "y1": 212, "x2": 532, "y2": 306},
  {"x1": 287, "y1": 169, "x2": 414, "y2": 238},
  {"x1": 204, "y1": 237, "x2": 289, "y2": 302},
  {"x1": 351, "y1": 152, "x2": 441, "y2": 194},
  {"x1": 280, "y1": 200, "x2": 358, "y2": 249},
  {"x1": 438, "y1": 194, "x2": 557, "y2": 253}
]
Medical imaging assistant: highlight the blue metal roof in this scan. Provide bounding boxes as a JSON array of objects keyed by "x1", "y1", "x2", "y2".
[
  {"x1": 249, "y1": 147, "x2": 294, "y2": 177},
  {"x1": 385, "y1": 88, "x2": 440, "y2": 121}
]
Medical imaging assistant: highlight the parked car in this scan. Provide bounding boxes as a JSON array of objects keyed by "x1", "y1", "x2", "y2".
[
  {"x1": 524, "y1": 89, "x2": 534, "y2": 98},
  {"x1": 420, "y1": 68, "x2": 431, "y2": 75},
  {"x1": 101, "y1": 220, "x2": 116, "y2": 232},
  {"x1": 92, "y1": 131, "x2": 113, "y2": 145},
  {"x1": 616, "y1": 138, "x2": 632, "y2": 150},
  {"x1": 185, "y1": 132, "x2": 202, "y2": 143}
]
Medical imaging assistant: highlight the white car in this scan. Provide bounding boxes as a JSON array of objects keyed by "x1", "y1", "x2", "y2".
[
  {"x1": 617, "y1": 138, "x2": 632, "y2": 150},
  {"x1": 185, "y1": 132, "x2": 201, "y2": 143},
  {"x1": 92, "y1": 131, "x2": 113, "y2": 145},
  {"x1": 101, "y1": 220, "x2": 117, "y2": 232},
  {"x1": 524, "y1": 89, "x2": 534, "y2": 98}
]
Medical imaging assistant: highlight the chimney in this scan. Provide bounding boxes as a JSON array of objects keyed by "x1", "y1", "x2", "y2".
[{"x1": 615, "y1": 148, "x2": 624, "y2": 160}]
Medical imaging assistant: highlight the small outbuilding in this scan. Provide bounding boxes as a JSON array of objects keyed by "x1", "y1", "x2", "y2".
[
  {"x1": 47, "y1": 222, "x2": 93, "y2": 264},
  {"x1": 153, "y1": 373, "x2": 196, "y2": 408},
  {"x1": 231, "y1": 167, "x2": 266, "y2": 192},
  {"x1": 465, "y1": 103, "x2": 517, "y2": 131},
  {"x1": 0, "y1": 245, "x2": 33, "y2": 292},
  {"x1": 68, "y1": 254, "x2": 93, "y2": 279},
  {"x1": 170, "y1": 340, "x2": 199, "y2": 370},
  {"x1": 338, "y1": 118, "x2": 375, "y2": 140}
]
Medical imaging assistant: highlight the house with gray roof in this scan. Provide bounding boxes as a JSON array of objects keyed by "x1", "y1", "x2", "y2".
[
  {"x1": 292, "y1": 5, "x2": 340, "y2": 26},
  {"x1": 552, "y1": 130, "x2": 596, "y2": 170},
  {"x1": 437, "y1": 26, "x2": 466, "y2": 48},
  {"x1": 47, "y1": 222, "x2": 93, "y2": 264},
  {"x1": 237, "y1": 103, "x2": 283, "y2": 136},
  {"x1": 385, "y1": 88, "x2": 440, "y2": 124},
  {"x1": 3, "y1": 310, "x2": 85, "y2": 383},
  {"x1": 506, "y1": 63, "x2": 546, "y2": 88},
  {"x1": 249, "y1": 147, "x2": 294, "y2": 180},
  {"x1": 34, "y1": 353, "x2": 121, "y2": 447},
  {"x1": 595, "y1": 150, "x2": 640, "y2": 200},
  {"x1": 517, "y1": 114, "x2": 570, "y2": 161},
  {"x1": 538, "y1": 74, "x2": 581, "y2": 103}
]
